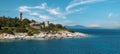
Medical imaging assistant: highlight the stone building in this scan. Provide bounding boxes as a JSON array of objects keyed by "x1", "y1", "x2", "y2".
[
  {"x1": 44, "y1": 21, "x2": 49, "y2": 27},
  {"x1": 30, "y1": 22, "x2": 42, "y2": 29},
  {"x1": 30, "y1": 21, "x2": 50, "y2": 29}
]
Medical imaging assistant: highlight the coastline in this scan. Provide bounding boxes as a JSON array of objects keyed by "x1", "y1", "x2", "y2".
[
  {"x1": 0, "y1": 32, "x2": 89, "y2": 40},
  {"x1": 0, "y1": 16, "x2": 90, "y2": 41}
]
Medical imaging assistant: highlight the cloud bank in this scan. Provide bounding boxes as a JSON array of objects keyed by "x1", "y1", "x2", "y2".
[
  {"x1": 66, "y1": 0, "x2": 105, "y2": 11},
  {"x1": 18, "y1": 0, "x2": 106, "y2": 25},
  {"x1": 19, "y1": 3, "x2": 66, "y2": 21}
]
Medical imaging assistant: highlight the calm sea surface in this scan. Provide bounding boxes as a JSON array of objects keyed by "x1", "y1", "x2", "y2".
[{"x1": 0, "y1": 29, "x2": 120, "y2": 54}]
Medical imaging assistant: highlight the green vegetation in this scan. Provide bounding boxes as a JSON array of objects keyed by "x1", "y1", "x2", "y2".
[
  {"x1": 0, "y1": 16, "x2": 73, "y2": 35},
  {"x1": 0, "y1": 16, "x2": 31, "y2": 34},
  {"x1": 42, "y1": 23, "x2": 67, "y2": 32},
  {"x1": 27, "y1": 31, "x2": 33, "y2": 36}
]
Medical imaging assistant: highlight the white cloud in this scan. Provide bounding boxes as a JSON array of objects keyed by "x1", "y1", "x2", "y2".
[
  {"x1": 18, "y1": 3, "x2": 67, "y2": 21},
  {"x1": 66, "y1": 7, "x2": 87, "y2": 14},
  {"x1": 108, "y1": 12, "x2": 119, "y2": 18},
  {"x1": 19, "y1": 6, "x2": 31, "y2": 12},
  {"x1": 18, "y1": 1, "x2": 106, "y2": 25},
  {"x1": 18, "y1": 1, "x2": 96, "y2": 21},
  {"x1": 47, "y1": 8, "x2": 66, "y2": 19},
  {"x1": 19, "y1": 3, "x2": 65, "y2": 21},
  {"x1": 66, "y1": 0, "x2": 105, "y2": 11},
  {"x1": 28, "y1": 11, "x2": 51, "y2": 21},
  {"x1": 34, "y1": 3, "x2": 47, "y2": 9},
  {"x1": 29, "y1": 12, "x2": 39, "y2": 16},
  {"x1": 39, "y1": 15, "x2": 51, "y2": 21},
  {"x1": 47, "y1": 8, "x2": 60, "y2": 15},
  {"x1": 19, "y1": 3, "x2": 47, "y2": 12},
  {"x1": 108, "y1": 12, "x2": 113, "y2": 17}
]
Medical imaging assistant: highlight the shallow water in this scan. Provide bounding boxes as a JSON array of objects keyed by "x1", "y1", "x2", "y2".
[{"x1": 0, "y1": 29, "x2": 120, "y2": 54}]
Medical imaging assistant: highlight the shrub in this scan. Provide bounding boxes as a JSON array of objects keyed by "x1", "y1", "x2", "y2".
[
  {"x1": 2, "y1": 29, "x2": 14, "y2": 35},
  {"x1": 68, "y1": 30, "x2": 74, "y2": 33},
  {"x1": 15, "y1": 28, "x2": 28, "y2": 33}
]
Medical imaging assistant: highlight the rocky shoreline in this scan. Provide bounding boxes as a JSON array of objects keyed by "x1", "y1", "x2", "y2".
[{"x1": 0, "y1": 32, "x2": 89, "y2": 40}]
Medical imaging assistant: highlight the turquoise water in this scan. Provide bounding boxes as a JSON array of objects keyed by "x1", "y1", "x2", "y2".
[{"x1": 0, "y1": 29, "x2": 120, "y2": 54}]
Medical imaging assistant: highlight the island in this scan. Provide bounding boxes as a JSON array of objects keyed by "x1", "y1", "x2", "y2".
[{"x1": 0, "y1": 12, "x2": 89, "y2": 40}]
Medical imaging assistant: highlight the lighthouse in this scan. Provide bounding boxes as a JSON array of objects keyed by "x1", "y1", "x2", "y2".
[{"x1": 19, "y1": 12, "x2": 22, "y2": 21}]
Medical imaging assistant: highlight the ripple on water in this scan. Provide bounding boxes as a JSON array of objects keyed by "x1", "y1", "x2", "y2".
[{"x1": 0, "y1": 34, "x2": 120, "y2": 54}]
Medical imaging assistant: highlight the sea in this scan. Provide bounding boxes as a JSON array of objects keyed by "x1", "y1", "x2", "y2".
[{"x1": 0, "y1": 29, "x2": 120, "y2": 54}]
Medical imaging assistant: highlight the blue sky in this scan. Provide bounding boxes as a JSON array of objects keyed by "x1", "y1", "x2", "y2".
[{"x1": 0, "y1": 0, "x2": 120, "y2": 28}]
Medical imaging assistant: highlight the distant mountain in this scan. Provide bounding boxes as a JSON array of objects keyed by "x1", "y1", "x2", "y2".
[
  {"x1": 65, "y1": 25, "x2": 87, "y2": 29},
  {"x1": 65, "y1": 25, "x2": 103, "y2": 29}
]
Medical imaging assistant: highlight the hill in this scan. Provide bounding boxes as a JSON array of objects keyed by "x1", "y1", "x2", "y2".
[
  {"x1": 65, "y1": 25, "x2": 103, "y2": 29},
  {"x1": 0, "y1": 16, "x2": 73, "y2": 35}
]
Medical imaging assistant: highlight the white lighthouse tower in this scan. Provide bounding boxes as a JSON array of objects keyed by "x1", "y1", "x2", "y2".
[{"x1": 19, "y1": 12, "x2": 22, "y2": 21}]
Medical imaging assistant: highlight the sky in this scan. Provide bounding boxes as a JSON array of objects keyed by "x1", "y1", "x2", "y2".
[{"x1": 0, "y1": 0, "x2": 120, "y2": 28}]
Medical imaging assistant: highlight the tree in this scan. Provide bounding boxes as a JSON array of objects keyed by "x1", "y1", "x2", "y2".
[
  {"x1": 31, "y1": 20, "x2": 36, "y2": 22},
  {"x1": 0, "y1": 16, "x2": 72, "y2": 34},
  {"x1": 56, "y1": 24, "x2": 63, "y2": 28},
  {"x1": 0, "y1": 22, "x2": 2, "y2": 30},
  {"x1": 49, "y1": 23, "x2": 55, "y2": 27},
  {"x1": 0, "y1": 26, "x2": 1, "y2": 30},
  {"x1": 15, "y1": 28, "x2": 28, "y2": 33},
  {"x1": 21, "y1": 19, "x2": 31, "y2": 28}
]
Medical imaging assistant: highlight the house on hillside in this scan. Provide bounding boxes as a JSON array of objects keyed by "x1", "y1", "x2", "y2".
[
  {"x1": 30, "y1": 22, "x2": 42, "y2": 29},
  {"x1": 30, "y1": 21, "x2": 49, "y2": 29}
]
